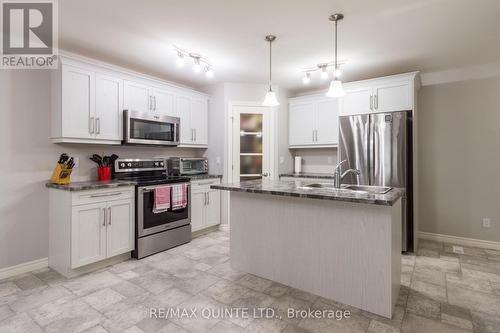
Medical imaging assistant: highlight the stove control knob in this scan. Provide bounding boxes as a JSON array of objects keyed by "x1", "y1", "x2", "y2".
[
  {"x1": 154, "y1": 162, "x2": 159, "y2": 167},
  {"x1": 127, "y1": 163, "x2": 132, "y2": 167},
  {"x1": 160, "y1": 162, "x2": 165, "y2": 167},
  {"x1": 120, "y1": 163, "x2": 125, "y2": 168}
]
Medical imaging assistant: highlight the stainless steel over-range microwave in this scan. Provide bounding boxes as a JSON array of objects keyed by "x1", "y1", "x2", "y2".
[{"x1": 123, "y1": 110, "x2": 180, "y2": 146}]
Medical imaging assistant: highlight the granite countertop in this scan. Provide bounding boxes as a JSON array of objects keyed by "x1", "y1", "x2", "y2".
[
  {"x1": 46, "y1": 180, "x2": 136, "y2": 192},
  {"x1": 211, "y1": 179, "x2": 404, "y2": 206},
  {"x1": 280, "y1": 172, "x2": 336, "y2": 179},
  {"x1": 185, "y1": 174, "x2": 222, "y2": 180}
]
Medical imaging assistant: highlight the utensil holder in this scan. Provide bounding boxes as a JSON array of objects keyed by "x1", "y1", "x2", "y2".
[
  {"x1": 50, "y1": 163, "x2": 72, "y2": 185},
  {"x1": 98, "y1": 166, "x2": 111, "y2": 181}
]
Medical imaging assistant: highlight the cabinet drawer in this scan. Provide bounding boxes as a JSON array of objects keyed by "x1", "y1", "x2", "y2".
[
  {"x1": 72, "y1": 187, "x2": 134, "y2": 206},
  {"x1": 191, "y1": 179, "x2": 221, "y2": 191}
]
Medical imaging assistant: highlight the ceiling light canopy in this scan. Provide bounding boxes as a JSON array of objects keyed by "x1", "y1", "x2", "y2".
[
  {"x1": 326, "y1": 13, "x2": 346, "y2": 98},
  {"x1": 173, "y1": 46, "x2": 214, "y2": 79},
  {"x1": 262, "y1": 35, "x2": 279, "y2": 107}
]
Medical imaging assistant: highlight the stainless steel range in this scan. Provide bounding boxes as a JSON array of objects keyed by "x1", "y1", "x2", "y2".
[{"x1": 114, "y1": 158, "x2": 191, "y2": 259}]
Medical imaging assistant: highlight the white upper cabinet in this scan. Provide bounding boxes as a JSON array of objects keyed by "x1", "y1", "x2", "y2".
[
  {"x1": 51, "y1": 55, "x2": 209, "y2": 145},
  {"x1": 95, "y1": 74, "x2": 123, "y2": 141},
  {"x1": 176, "y1": 95, "x2": 208, "y2": 146},
  {"x1": 152, "y1": 87, "x2": 175, "y2": 116},
  {"x1": 123, "y1": 80, "x2": 151, "y2": 113},
  {"x1": 61, "y1": 65, "x2": 95, "y2": 140},
  {"x1": 316, "y1": 99, "x2": 339, "y2": 145},
  {"x1": 339, "y1": 72, "x2": 418, "y2": 116},
  {"x1": 289, "y1": 97, "x2": 339, "y2": 148}
]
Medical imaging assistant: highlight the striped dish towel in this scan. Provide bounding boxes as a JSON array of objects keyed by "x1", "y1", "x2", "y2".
[
  {"x1": 153, "y1": 185, "x2": 171, "y2": 214},
  {"x1": 171, "y1": 183, "x2": 188, "y2": 210}
]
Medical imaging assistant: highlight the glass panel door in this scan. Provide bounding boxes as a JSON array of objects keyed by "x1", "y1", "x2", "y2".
[{"x1": 232, "y1": 105, "x2": 271, "y2": 182}]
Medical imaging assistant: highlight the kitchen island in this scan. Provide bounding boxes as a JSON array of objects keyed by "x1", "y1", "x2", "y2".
[{"x1": 211, "y1": 179, "x2": 403, "y2": 318}]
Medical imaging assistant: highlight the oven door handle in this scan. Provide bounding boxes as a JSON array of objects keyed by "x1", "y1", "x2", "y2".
[{"x1": 139, "y1": 183, "x2": 190, "y2": 193}]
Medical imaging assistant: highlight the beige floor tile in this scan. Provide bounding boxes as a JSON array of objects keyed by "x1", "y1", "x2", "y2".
[
  {"x1": 236, "y1": 274, "x2": 274, "y2": 292},
  {"x1": 440, "y1": 303, "x2": 473, "y2": 331},
  {"x1": 406, "y1": 292, "x2": 440, "y2": 320},
  {"x1": 0, "y1": 312, "x2": 44, "y2": 333},
  {"x1": 402, "y1": 313, "x2": 471, "y2": 333},
  {"x1": 471, "y1": 310, "x2": 500, "y2": 333},
  {"x1": 409, "y1": 280, "x2": 447, "y2": 302},
  {"x1": 368, "y1": 319, "x2": 401, "y2": 333},
  {"x1": 446, "y1": 272, "x2": 493, "y2": 293},
  {"x1": 0, "y1": 305, "x2": 15, "y2": 322},
  {"x1": 447, "y1": 285, "x2": 500, "y2": 317},
  {"x1": 82, "y1": 288, "x2": 126, "y2": 311}
]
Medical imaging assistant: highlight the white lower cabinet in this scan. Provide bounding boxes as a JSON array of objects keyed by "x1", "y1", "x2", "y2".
[
  {"x1": 190, "y1": 179, "x2": 221, "y2": 232},
  {"x1": 49, "y1": 186, "x2": 135, "y2": 277}
]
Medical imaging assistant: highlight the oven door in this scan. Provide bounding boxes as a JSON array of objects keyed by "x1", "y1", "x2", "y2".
[
  {"x1": 137, "y1": 184, "x2": 190, "y2": 237},
  {"x1": 124, "y1": 110, "x2": 180, "y2": 146}
]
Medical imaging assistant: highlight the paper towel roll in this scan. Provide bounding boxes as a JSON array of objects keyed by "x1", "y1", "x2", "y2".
[{"x1": 294, "y1": 156, "x2": 302, "y2": 173}]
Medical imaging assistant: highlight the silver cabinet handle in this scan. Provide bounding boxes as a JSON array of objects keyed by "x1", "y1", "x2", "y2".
[
  {"x1": 96, "y1": 118, "x2": 100, "y2": 135},
  {"x1": 374, "y1": 94, "x2": 378, "y2": 109},
  {"x1": 194, "y1": 129, "x2": 197, "y2": 142},
  {"x1": 207, "y1": 192, "x2": 210, "y2": 205},
  {"x1": 154, "y1": 96, "x2": 157, "y2": 111},
  {"x1": 102, "y1": 208, "x2": 106, "y2": 227},
  {"x1": 191, "y1": 128, "x2": 194, "y2": 142},
  {"x1": 312, "y1": 130, "x2": 315, "y2": 142},
  {"x1": 90, "y1": 192, "x2": 122, "y2": 198},
  {"x1": 149, "y1": 96, "x2": 152, "y2": 110},
  {"x1": 315, "y1": 130, "x2": 318, "y2": 142},
  {"x1": 89, "y1": 117, "x2": 94, "y2": 134},
  {"x1": 108, "y1": 207, "x2": 111, "y2": 225},
  {"x1": 370, "y1": 95, "x2": 373, "y2": 110},
  {"x1": 204, "y1": 192, "x2": 207, "y2": 205}
]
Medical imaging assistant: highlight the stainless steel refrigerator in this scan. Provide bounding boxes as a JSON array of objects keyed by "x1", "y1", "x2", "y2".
[{"x1": 339, "y1": 111, "x2": 413, "y2": 252}]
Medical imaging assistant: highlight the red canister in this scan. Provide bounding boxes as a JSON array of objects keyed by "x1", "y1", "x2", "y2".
[{"x1": 97, "y1": 166, "x2": 111, "y2": 181}]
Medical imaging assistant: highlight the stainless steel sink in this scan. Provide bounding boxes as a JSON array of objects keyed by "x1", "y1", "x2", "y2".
[{"x1": 343, "y1": 185, "x2": 392, "y2": 194}]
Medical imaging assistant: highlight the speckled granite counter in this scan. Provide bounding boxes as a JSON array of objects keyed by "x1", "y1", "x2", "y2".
[
  {"x1": 211, "y1": 179, "x2": 403, "y2": 206},
  {"x1": 185, "y1": 174, "x2": 222, "y2": 181},
  {"x1": 280, "y1": 172, "x2": 336, "y2": 179},
  {"x1": 46, "y1": 180, "x2": 136, "y2": 192}
]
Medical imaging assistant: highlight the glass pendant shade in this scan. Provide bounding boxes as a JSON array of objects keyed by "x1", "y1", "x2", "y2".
[
  {"x1": 326, "y1": 79, "x2": 346, "y2": 98},
  {"x1": 262, "y1": 89, "x2": 280, "y2": 106}
]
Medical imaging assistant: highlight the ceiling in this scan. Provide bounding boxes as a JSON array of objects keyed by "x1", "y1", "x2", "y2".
[{"x1": 60, "y1": 0, "x2": 500, "y2": 94}]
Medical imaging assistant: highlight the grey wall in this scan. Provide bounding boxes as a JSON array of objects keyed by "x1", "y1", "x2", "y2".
[
  {"x1": 418, "y1": 77, "x2": 500, "y2": 242},
  {"x1": 290, "y1": 149, "x2": 338, "y2": 174},
  {"x1": 0, "y1": 70, "x2": 204, "y2": 270}
]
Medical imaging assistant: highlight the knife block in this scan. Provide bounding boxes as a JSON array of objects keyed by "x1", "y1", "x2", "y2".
[{"x1": 50, "y1": 163, "x2": 73, "y2": 185}]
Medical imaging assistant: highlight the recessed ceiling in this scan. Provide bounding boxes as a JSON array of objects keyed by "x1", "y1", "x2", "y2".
[{"x1": 60, "y1": 0, "x2": 500, "y2": 94}]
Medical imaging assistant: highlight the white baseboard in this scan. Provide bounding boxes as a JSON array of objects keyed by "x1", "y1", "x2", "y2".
[
  {"x1": 418, "y1": 232, "x2": 500, "y2": 251},
  {"x1": 0, "y1": 258, "x2": 48, "y2": 280},
  {"x1": 218, "y1": 224, "x2": 230, "y2": 232}
]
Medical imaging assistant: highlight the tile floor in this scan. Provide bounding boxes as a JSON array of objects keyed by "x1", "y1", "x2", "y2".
[{"x1": 1, "y1": 231, "x2": 500, "y2": 333}]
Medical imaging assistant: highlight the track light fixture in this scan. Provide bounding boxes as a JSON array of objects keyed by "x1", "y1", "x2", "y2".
[
  {"x1": 302, "y1": 72, "x2": 311, "y2": 85},
  {"x1": 173, "y1": 46, "x2": 214, "y2": 79},
  {"x1": 299, "y1": 60, "x2": 346, "y2": 85}
]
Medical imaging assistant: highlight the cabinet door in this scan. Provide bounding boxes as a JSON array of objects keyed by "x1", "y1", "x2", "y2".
[
  {"x1": 205, "y1": 190, "x2": 221, "y2": 227},
  {"x1": 71, "y1": 203, "x2": 107, "y2": 268},
  {"x1": 62, "y1": 65, "x2": 95, "y2": 139},
  {"x1": 373, "y1": 81, "x2": 412, "y2": 112},
  {"x1": 95, "y1": 74, "x2": 123, "y2": 141},
  {"x1": 289, "y1": 102, "x2": 315, "y2": 146},
  {"x1": 123, "y1": 80, "x2": 151, "y2": 113},
  {"x1": 190, "y1": 191, "x2": 205, "y2": 232},
  {"x1": 190, "y1": 98, "x2": 208, "y2": 145},
  {"x1": 153, "y1": 87, "x2": 175, "y2": 116},
  {"x1": 316, "y1": 99, "x2": 339, "y2": 145},
  {"x1": 340, "y1": 87, "x2": 373, "y2": 116},
  {"x1": 106, "y1": 199, "x2": 134, "y2": 258},
  {"x1": 176, "y1": 95, "x2": 192, "y2": 144}
]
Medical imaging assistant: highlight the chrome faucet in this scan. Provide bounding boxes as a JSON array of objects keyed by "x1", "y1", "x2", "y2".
[{"x1": 333, "y1": 160, "x2": 361, "y2": 189}]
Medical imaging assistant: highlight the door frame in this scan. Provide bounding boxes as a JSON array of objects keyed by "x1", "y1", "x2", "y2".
[{"x1": 224, "y1": 101, "x2": 278, "y2": 227}]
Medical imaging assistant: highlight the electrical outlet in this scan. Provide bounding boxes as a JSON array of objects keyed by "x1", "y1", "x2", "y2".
[
  {"x1": 483, "y1": 218, "x2": 491, "y2": 228},
  {"x1": 452, "y1": 246, "x2": 464, "y2": 254}
]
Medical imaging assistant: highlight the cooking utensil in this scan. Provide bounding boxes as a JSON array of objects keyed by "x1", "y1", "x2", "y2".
[
  {"x1": 103, "y1": 156, "x2": 110, "y2": 167},
  {"x1": 90, "y1": 154, "x2": 103, "y2": 167},
  {"x1": 66, "y1": 157, "x2": 74, "y2": 169},
  {"x1": 58, "y1": 153, "x2": 69, "y2": 164},
  {"x1": 109, "y1": 154, "x2": 119, "y2": 167}
]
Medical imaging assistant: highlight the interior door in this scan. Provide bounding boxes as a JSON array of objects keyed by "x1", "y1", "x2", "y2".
[
  {"x1": 338, "y1": 114, "x2": 370, "y2": 185},
  {"x1": 153, "y1": 87, "x2": 175, "y2": 116},
  {"x1": 232, "y1": 105, "x2": 271, "y2": 181},
  {"x1": 289, "y1": 102, "x2": 315, "y2": 146},
  {"x1": 176, "y1": 95, "x2": 192, "y2": 144},
  {"x1": 62, "y1": 65, "x2": 95, "y2": 139},
  {"x1": 123, "y1": 80, "x2": 151, "y2": 113},
  {"x1": 95, "y1": 74, "x2": 123, "y2": 141},
  {"x1": 316, "y1": 99, "x2": 339, "y2": 145},
  {"x1": 106, "y1": 199, "x2": 134, "y2": 258},
  {"x1": 71, "y1": 202, "x2": 107, "y2": 268},
  {"x1": 190, "y1": 98, "x2": 208, "y2": 145}
]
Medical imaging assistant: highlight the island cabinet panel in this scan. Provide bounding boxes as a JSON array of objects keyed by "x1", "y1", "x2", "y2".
[{"x1": 229, "y1": 191, "x2": 401, "y2": 318}]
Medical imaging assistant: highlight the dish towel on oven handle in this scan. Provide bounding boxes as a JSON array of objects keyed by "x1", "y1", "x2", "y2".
[
  {"x1": 153, "y1": 185, "x2": 171, "y2": 214},
  {"x1": 171, "y1": 183, "x2": 188, "y2": 210}
]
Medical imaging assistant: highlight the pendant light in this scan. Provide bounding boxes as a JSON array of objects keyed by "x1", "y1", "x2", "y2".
[
  {"x1": 262, "y1": 35, "x2": 279, "y2": 106},
  {"x1": 326, "y1": 14, "x2": 346, "y2": 98}
]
